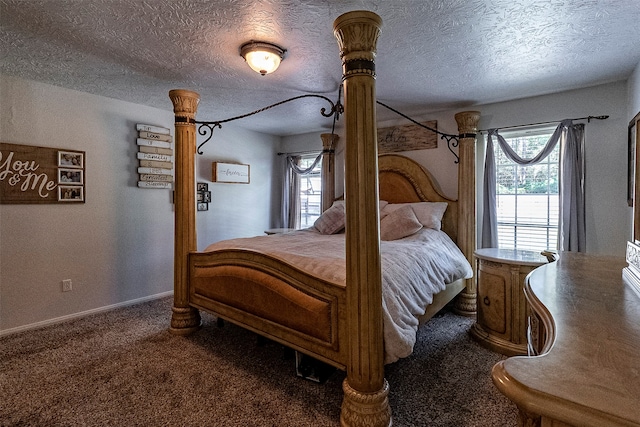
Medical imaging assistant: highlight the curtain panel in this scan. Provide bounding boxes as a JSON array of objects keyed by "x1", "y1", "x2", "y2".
[
  {"x1": 280, "y1": 152, "x2": 323, "y2": 229},
  {"x1": 481, "y1": 120, "x2": 586, "y2": 252}
]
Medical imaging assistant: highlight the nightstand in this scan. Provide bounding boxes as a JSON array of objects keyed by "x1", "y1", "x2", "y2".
[{"x1": 470, "y1": 248, "x2": 551, "y2": 356}]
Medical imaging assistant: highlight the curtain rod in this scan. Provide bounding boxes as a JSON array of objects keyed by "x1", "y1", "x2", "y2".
[
  {"x1": 478, "y1": 115, "x2": 609, "y2": 133},
  {"x1": 277, "y1": 149, "x2": 322, "y2": 156}
]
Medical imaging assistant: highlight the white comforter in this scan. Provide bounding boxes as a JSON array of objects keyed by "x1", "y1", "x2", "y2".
[{"x1": 204, "y1": 228, "x2": 473, "y2": 364}]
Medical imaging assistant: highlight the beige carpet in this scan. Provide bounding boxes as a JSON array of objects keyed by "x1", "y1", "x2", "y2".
[{"x1": 0, "y1": 297, "x2": 517, "y2": 426}]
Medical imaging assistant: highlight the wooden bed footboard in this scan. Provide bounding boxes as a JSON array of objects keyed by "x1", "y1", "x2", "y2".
[
  {"x1": 188, "y1": 246, "x2": 465, "y2": 370},
  {"x1": 188, "y1": 249, "x2": 349, "y2": 369}
]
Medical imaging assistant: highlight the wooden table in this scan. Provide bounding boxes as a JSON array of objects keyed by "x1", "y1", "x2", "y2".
[{"x1": 492, "y1": 252, "x2": 640, "y2": 426}]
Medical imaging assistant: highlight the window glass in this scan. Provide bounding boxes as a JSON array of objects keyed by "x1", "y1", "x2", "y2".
[
  {"x1": 495, "y1": 128, "x2": 559, "y2": 251},
  {"x1": 298, "y1": 155, "x2": 322, "y2": 228}
]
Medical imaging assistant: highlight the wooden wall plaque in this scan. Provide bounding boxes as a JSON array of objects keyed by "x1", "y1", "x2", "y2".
[
  {"x1": 0, "y1": 142, "x2": 85, "y2": 204},
  {"x1": 377, "y1": 120, "x2": 438, "y2": 154},
  {"x1": 212, "y1": 162, "x2": 250, "y2": 184}
]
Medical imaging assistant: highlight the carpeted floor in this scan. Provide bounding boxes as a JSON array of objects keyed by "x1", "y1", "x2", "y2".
[{"x1": 0, "y1": 297, "x2": 517, "y2": 426}]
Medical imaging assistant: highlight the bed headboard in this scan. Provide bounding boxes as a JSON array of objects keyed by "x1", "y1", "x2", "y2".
[{"x1": 378, "y1": 154, "x2": 458, "y2": 243}]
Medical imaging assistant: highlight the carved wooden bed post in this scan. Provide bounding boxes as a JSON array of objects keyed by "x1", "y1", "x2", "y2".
[
  {"x1": 334, "y1": 11, "x2": 391, "y2": 427},
  {"x1": 320, "y1": 133, "x2": 338, "y2": 212},
  {"x1": 453, "y1": 111, "x2": 480, "y2": 316},
  {"x1": 169, "y1": 89, "x2": 202, "y2": 335}
]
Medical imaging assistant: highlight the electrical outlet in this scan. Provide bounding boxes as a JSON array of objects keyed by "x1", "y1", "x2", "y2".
[{"x1": 62, "y1": 279, "x2": 72, "y2": 292}]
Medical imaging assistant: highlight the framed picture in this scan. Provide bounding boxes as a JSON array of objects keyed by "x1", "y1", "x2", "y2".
[
  {"x1": 58, "y1": 151, "x2": 84, "y2": 168},
  {"x1": 197, "y1": 182, "x2": 208, "y2": 192},
  {"x1": 1, "y1": 143, "x2": 85, "y2": 204},
  {"x1": 197, "y1": 202, "x2": 208, "y2": 211},
  {"x1": 58, "y1": 185, "x2": 84, "y2": 202},
  {"x1": 58, "y1": 168, "x2": 83, "y2": 185},
  {"x1": 203, "y1": 191, "x2": 211, "y2": 202},
  {"x1": 212, "y1": 162, "x2": 250, "y2": 184},
  {"x1": 630, "y1": 114, "x2": 639, "y2": 206}
]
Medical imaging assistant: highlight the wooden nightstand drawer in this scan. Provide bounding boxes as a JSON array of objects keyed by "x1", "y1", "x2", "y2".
[{"x1": 477, "y1": 266, "x2": 508, "y2": 335}]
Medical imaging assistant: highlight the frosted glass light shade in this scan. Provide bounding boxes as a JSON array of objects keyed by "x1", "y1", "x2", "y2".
[{"x1": 240, "y1": 41, "x2": 286, "y2": 76}]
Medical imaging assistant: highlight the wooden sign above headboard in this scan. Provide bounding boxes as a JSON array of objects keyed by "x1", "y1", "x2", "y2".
[
  {"x1": 377, "y1": 120, "x2": 438, "y2": 154},
  {"x1": 0, "y1": 142, "x2": 85, "y2": 204}
]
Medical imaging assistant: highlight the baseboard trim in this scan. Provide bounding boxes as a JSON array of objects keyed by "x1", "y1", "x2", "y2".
[{"x1": 0, "y1": 291, "x2": 173, "y2": 338}]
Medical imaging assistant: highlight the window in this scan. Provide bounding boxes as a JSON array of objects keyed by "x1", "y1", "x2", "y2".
[
  {"x1": 297, "y1": 155, "x2": 322, "y2": 228},
  {"x1": 494, "y1": 128, "x2": 559, "y2": 251}
]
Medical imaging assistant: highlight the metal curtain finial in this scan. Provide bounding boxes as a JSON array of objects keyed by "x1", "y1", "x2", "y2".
[{"x1": 587, "y1": 115, "x2": 609, "y2": 122}]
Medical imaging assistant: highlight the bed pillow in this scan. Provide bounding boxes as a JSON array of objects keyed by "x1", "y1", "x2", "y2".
[
  {"x1": 314, "y1": 201, "x2": 345, "y2": 234},
  {"x1": 381, "y1": 202, "x2": 447, "y2": 230},
  {"x1": 314, "y1": 200, "x2": 388, "y2": 235},
  {"x1": 379, "y1": 205, "x2": 423, "y2": 241}
]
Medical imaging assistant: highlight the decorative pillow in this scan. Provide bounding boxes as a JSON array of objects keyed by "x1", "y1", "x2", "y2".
[
  {"x1": 326, "y1": 200, "x2": 384, "y2": 210},
  {"x1": 379, "y1": 205, "x2": 423, "y2": 241},
  {"x1": 381, "y1": 202, "x2": 447, "y2": 230},
  {"x1": 314, "y1": 202, "x2": 345, "y2": 234}
]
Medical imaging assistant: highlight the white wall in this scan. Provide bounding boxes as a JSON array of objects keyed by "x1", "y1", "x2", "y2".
[
  {"x1": 195, "y1": 125, "x2": 280, "y2": 248},
  {"x1": 0, "y1": 75, "x2": 279, "y2": 333}
]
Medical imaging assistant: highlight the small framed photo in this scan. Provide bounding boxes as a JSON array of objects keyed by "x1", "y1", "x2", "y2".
[
  {"x1": 58, "y1": 151, "x2": 84, "y2": 168},
  {"x1": 197, "y1": 202, "x2": 208, "y2": 211},
  {"x1": 203, "y1": 191, "x2": 211, "y2": 202},
  {"x1": 58, "y1": 168, "x2": 83, "y2": 185},
  {"x1": 58, "y1": 186, "x2": 84, "y2": 202},
  {"x1": 197, "y1": 182, "x2": 208, "y2": 191}
]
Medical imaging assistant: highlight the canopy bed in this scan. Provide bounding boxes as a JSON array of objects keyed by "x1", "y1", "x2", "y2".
[{"x1": 168, "y1": 11, "x2": 479, "y2": 427}]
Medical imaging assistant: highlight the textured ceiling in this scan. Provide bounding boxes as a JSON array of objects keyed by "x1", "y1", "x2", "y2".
[{"x1": 1, "y1": 0, "x2": 639, "y2": 135}]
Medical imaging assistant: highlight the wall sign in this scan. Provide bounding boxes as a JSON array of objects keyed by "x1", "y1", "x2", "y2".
[
  {"x1": 0, "y1": 142, "x2": 85, "y2": 204},
  {"x1": 212, "y1": 162, "x2": 250, "y2": 184},
  {"x1": 377, "y1": 120, "x2": 438, "y2": 153},
  {"x1": 136, "y1": 123, "x2": 174, "y2": 189}
]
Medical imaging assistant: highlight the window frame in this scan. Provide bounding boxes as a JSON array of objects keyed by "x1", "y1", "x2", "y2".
[
  {"x1": 296, "y1": 154, "x2": 322, "y2": 228},
  {"x1": 494, "y1": 126, "x2": 559, "y2": 251}
]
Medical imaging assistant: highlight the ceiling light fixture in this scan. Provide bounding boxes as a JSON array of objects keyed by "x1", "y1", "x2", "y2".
[{"x1": 240, "y1": 41, "x2": 286, "y2": 76}]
